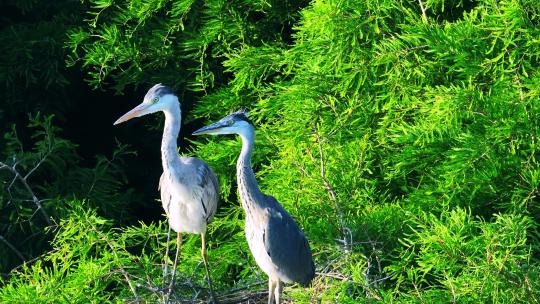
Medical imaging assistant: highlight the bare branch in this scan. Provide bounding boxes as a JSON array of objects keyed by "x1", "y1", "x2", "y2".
[
  {"x1": 85, "y1": 219, "x2": 140, "y2": 303},
  {"x1": 368, "y1": 273, "x2": 395, "y2": 286},
  {"x1": 217, "y1": 290, "x2": 267, "y2": 304},
  {"x1": 413, "y1": 282, "x2": 426, "y2": 304},
  {"x1": 0, "y1": 235, "x2": 26, "y2": 262},
  {"x1": 0, "y1": 161, "x2": 52, "y2": 226},
  {"x1": 313, "y1": 130, "x2": 351, "y2": 250},
  {"x1": 418, "y1": 0, "x2": 427, "y2": 22},
  {"x1": 23, "y1": 150, "x2": 52, "y2": 181},
  {"x1": 222, "y1": 280, "x2": 266, "y2": 295},
  {"x1": 10, "y1": 251, "x2": 51, "y2": 273},
  {"x1": 316, "y1": 271, "x2": 350, "y2": 280}
]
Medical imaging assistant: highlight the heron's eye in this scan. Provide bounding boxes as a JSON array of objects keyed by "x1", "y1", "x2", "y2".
[
  {"x1": 152, "y1": 97, "x2": 159, "y2": 103},
  {"x1": 227, "y1": 120, "x2": 235, "y2": 126}
]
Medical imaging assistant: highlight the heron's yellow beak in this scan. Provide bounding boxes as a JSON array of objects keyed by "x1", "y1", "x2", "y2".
[{"x1": 113, "y1": 103, "x2": 149, "y2": 125}]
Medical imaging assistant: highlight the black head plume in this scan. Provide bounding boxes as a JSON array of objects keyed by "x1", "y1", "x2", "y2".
[
  {"x1": 145, "y1": 83, "x2": 175, "y2": 100},
  {"x1": 229, "y1": 109, "x2": 252, "y2": 125}
]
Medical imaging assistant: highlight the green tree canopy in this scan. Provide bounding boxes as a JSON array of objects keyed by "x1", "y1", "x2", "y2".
[{"x1": 1, "y1": 0, "x2": 539, "y2": 302}]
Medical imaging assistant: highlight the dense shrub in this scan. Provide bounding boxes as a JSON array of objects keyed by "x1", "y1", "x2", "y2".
[{"x1": 1, "y1": 0, "x2": 539, "y2": 302}]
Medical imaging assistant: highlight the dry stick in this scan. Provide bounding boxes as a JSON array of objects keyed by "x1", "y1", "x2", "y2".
[
  {"x1": 23, "y1": 149, "x2": 52, "y2": 181},
  {"x1": 0, "y1": 235, "x2": 25, "y2": 262},
  {"x1": 313, "y1": 131, "x2": 351, "y2": 250},
  {"x1": 364, "y1": 253, "x2": 373, "y2": 298},
  {"x1": 413, "y1": 282, "x2": 426, "y2": 304},
  {"x1": 514, "y1": 65, "x2": 525, "y2": 102},
  {"x1": 222, "y1": 280, "x2": 266, "y2": 295},
  {"x1": 199, "y1": 45, "x2": 208, "y2": 94},
  {"x1": 316, "y1": 271, "x2": 350, "y2": 281},
  {"x1": 86, "y1": 219, "x2": 140, "y2": 303},
  {"x1": 0, "y1": 161, "x2": 52, "y2": 226},
  {"x1": 368, "y1": 273, "x2": 395, "y2": 286},
  {"x1": 418, "y1": 0, "x2": 427, "y2": 22},
  {"x1": 10, "y1": 251, "x2": 50, "y2": 273},
  {"x1": 217, "y1": 290, "x2": 267, "y2": 304}
]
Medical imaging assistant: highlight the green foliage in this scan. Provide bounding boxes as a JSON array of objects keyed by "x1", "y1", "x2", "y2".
[
  {"x1": 0, "y1": 201, "x2": 258, "y2": 302},
  {"x1": 0, "y1": 114, "x2": 134, "y2": 273},
  {"x1": 67, "y1": 0, "x2": 307, "y2": 92},
  {"x1": 0, "y1": 203, "x2": 163, "y2": 302},
  {"x1": 0, "y1": 0, "x2": 84, "y2": 134},
  {"x1": 190, "y1": 0, "x2": 540, "y2": 301},
  {"x1": 2, "y1": 0, "x2": 540, "y2": 303},
  {"x1": 391, "y1": 208, "x2": 539, "y2": 303}
]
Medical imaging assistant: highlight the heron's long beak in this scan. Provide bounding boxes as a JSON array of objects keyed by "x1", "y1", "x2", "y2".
[
  {"x1": 192, "y1": 121, "x2": 228, "y2": 135},
  {"x1": 113, "y1": 103, "x2": 150, "y2": 125}
]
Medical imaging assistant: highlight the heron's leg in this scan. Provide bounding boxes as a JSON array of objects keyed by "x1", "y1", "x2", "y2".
[
  {"x1": 268, "y1": 279, "x2": 276, "y2": 304},
  {"x1": 201, "y1": 232, "x2": 218, "y2": 303},
  {"x1": 163, "y1": 225, "x2": 171, "y2": 280},
  {"x1": 274, "y1": 280, "x2": 283, "y2": 304},
  {"x1": 166, "y1": 232, "x2": 182, "y2": 304}
]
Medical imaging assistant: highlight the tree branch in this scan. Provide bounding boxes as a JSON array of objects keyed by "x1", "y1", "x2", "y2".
[
  {"x1": 216, "y1": 290, "x2": 267, "y2": 304},
  {"x1": 0, "y1": 161, "x2": 52, "y2": 226},
  {"x1": 313, "y1": 130, "x2": 351, "y2": 250},
  {"x1": 316, "y1": 271, "x2": 350, "y2": 280},
  {"x1": 0, "y1": 235, "x2": 26, "y2": 262},
  {"x1": 85, "y1": 219, "x2": 140, "y2": 303},
  {"x1": 221, "y1": 280, "x2": 266, "y2": 295},
  {"x1": 418, "y1": 0, "x2": 427, "y2": 22}
]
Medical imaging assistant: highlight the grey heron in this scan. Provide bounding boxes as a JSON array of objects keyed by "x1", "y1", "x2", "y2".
[
  {"x1": 113, "y1": 84, "x2": 219, "y2": 302},
  {"x1": 193, "y1": 111, "x2": 315, "y2": 304}
]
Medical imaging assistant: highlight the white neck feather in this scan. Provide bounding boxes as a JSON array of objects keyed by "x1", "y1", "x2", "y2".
[
  {"x1": 236, "y1": 125, "x2": 265, "y2": 208},
  {"x1": 161, "y1": 98, "x2": 182, "y2": 173}
]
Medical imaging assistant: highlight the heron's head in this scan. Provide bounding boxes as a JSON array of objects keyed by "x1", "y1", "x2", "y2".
[
  {"x1": 113, "y1": 83, "x2": 178, "y2": 125},
  {"x1": 192, "y1": 110, "x2": 253, "y2": 137}
]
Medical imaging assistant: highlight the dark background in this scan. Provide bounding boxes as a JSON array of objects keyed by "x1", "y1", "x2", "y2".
[{"x1": 1, "y1": 1, "x2": 170, "y2": 224}]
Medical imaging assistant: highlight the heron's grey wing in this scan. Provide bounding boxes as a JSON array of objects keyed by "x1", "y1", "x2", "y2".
[
  {"x1": 158, "y1": 172, "x2": 171, "y2": 217},
  {"x1": 192, "y1": 159, "x2": 220, "y2": 223},
  {"x1": 263, "y1": 195, "x2": 315, "y2": 286}
]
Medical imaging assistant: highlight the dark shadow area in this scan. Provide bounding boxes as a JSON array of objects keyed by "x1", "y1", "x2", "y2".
[{"x1": 58, "y1": 76, "x2": 166, "y2": 224}]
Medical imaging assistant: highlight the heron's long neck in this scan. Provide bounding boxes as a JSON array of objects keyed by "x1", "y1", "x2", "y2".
[
  {"x1": 161, "y1": 104, "x2": 182, "y2": 173},
  {"x1": 237, "y1": 128, "x2": 265, "y2": 212}
]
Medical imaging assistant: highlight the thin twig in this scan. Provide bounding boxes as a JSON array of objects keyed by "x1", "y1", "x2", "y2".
[
  {"x1": 316, "y1": 272, "x2": 350, "y2": 280},
  {"x1": 85, "y1": 219, "x2": 140, "y2": 303},
  {"x1": 0, "y1": 235, "x2": 25, "y2": 262},
  {"x1": 217, "y1": 290, "x2": 267, "y2": 304},
  {"x1": 199, "y1": 46, "x2": 208, "y2": 94},
  {"x1": 413, "y1": 282, "x2": 425, "y2": 304},
  {"x1": 320, "y1": 255, "x2": 341, "y2": 274},
  {"x1": 222, "y1": 280, "x2": 266, "y2": 295},
  {"x1": 418, "y1": 0, "x2": 427, "y2": 22},
  {"x1": 23, "y1": 150, "x2": 51, "y2": 181},
  {"x1": 313, "y1": 130, "x2": 351, "y2": 250},
  {"x1": 135, "y1": 283, "x2": 165, "y2": 293},
  {"x1": 368, "y1": 273, "x2": 395, "y2": 286},
  {"x1": 10, "y1": 252, "x2": 49, "y2": 272},
  {"x1": 0, "y1": 161, "x2": 52, "y2": 226}
]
